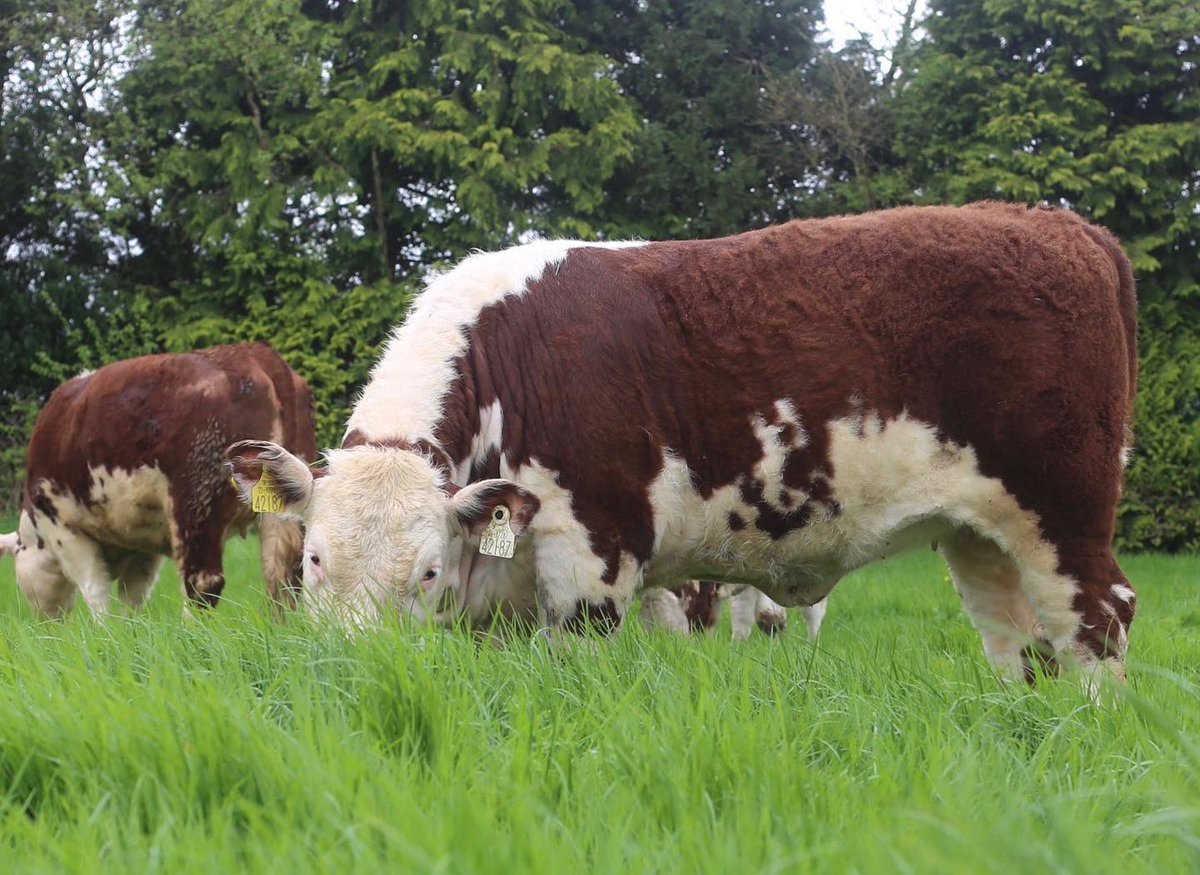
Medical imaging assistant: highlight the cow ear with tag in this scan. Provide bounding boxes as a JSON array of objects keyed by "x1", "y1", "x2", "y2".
[
  {"x1": 450, "y1": 479, "x2": 541, "y2": 558},
  {"x1": 226, "y1": 440, "x2": 322, "y2": 519}
]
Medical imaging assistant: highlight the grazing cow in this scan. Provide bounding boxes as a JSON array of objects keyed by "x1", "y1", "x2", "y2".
[
  {"x1": 227, "y1": 203, "x2": 1138, "y2": 683},
  {"x1": 5, "y1": 343, "x2": 316, "y2": 617},
  {"x1": 641, "y1": 584, "x2": 827, "y2": 640}
]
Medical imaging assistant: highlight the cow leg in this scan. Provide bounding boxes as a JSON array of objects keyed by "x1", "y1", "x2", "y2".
[
  {"x1": 754, "y1": 590, "x2": 789, "y2": 637},
  {"x1": 258, "y1": 515, "x2": 304, "y2": 613},
  {"x1": 173, "y1": 529, "x2": 227, "y2": 609},
  {"x1": 114, "y1": 552, "x2": 165, "y2": 612},
  {"x1": 729, "y1": 586, "x2": 758, "y2": 641},
  {"x1": 639, "y1": 587, "x2": 689, "y2": 634},
  {"x1": 49, "y1": 531, "x2": 114, "y2": 617},
  {"x1": 14, "y1": 535, "x2": 77, "y2": 618},
  {"x1": 1042, "y1": 543, "x2": 1134, "y2": 685},
  {"x1": 801, "y1": 598, "x2": 828, "y2": 640},
  {"x1": 939, "y1": 529, "x2": 1040, "y2": 681}
]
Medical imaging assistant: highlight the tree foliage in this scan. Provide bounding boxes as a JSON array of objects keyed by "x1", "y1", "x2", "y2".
[{"x1": 2, "y1": 0, "x2": 1198, "y2": 550}]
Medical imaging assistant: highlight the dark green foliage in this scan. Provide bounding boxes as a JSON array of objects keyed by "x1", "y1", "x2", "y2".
[
  {"x1": 1, "y1": 0, "x2": 1198, "y2": 549},
  {"x1": 571, "y1": 0, "x2": 825, "y2": 238}
]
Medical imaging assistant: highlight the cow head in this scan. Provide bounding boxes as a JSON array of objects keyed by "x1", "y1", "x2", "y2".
[{"x1": 225, "y1": 440, "x2": 539, "y2": 627}]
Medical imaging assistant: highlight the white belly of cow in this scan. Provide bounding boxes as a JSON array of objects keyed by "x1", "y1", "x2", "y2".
[
  {"x1": 644, "y1": 409, "x2": 1051, "y2": 607},
  {"x1": 40, "y1": 465, "x2": 175, "y2": 553}
]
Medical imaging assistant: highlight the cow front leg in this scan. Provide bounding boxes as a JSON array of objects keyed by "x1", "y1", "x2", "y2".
[
  {"x1": 172, "y1": 529, "x2": 227, "y2": 609},
  {"x1": 639, "y1": 587, "x2": 690, "y2": 634},
  {"x1": 939, "y1": 529, "x2": 1041, "y2": 681},
  {"x1": 533, "y1": 530, "x2": 635, "y2": 638},
  {"x1": 801, "y1": 598, "x2": 828, "y2": 640}
]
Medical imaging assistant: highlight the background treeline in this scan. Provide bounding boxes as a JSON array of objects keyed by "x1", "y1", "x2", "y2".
[{"x1": 2, "y1": 0, "x2": 1197, "y2": 550}]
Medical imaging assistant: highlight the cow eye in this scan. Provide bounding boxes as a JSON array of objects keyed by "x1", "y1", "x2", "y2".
[
  {"x1": 422, "y1": 568, "x2": 438, "y2": 582},
  {"x1": 309, "y1": 554, "x2": 321, "y2": 567}
]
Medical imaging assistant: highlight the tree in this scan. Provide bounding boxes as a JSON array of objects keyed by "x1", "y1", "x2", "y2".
[{"x1": 570, "y1": 0, "x2": 825, "y2": 238}]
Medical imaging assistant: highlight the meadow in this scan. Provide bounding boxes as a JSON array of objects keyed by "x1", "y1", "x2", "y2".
[{"x1": 1, "y1": 525, "x2": 1198, "y2": 873}]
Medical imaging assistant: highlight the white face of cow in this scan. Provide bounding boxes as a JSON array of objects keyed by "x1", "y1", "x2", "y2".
[{"x1": 226, "y1": 441, "x2": 539, "y2": 627}]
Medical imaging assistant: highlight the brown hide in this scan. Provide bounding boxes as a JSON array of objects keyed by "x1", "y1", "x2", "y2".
[{"x1": 359, "y1": 203, "x2": 1140, "y2": 657}]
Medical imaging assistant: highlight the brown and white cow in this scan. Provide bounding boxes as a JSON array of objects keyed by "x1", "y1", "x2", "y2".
[
  {"x1": 4, "y1": 343, "x2": 316, "y2": 616},
  {"x1": 641, "y1": 584, "x2": 827, "y2": 640},
  {"x1": 228, "y1": 203, "x2": 1138, "y2": 683}
]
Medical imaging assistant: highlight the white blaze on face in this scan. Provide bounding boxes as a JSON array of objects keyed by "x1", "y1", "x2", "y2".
[{"x1": 301, "y1": 448, "x2": 457, "y2": 627}]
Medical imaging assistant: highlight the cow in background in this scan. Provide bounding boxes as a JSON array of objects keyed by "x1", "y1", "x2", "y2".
[
  {"x1": 641, "y1": 584, "x2": 827, "y2": 641},
  {"x1": 3, "y1": 343, "x2": 316, "y2": 617}
]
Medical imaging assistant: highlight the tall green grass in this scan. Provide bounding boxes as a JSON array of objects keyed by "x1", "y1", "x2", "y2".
[{"x1": 1, "y1": 530, "x2": 1198, "y2": 873}]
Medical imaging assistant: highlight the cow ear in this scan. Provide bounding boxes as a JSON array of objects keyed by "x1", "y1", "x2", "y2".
[
  {"x1": 450, "y1": 479, "x2": 540, "y2": 539},
  {"x1": 226, "y1": 440, "x2": 320, "y2": 519}
]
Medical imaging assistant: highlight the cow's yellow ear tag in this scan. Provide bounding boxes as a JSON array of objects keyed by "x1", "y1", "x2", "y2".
[
  {"x1": 251, "y1": 469, "x2": 286, "y2": 514},
  {"x1": 479, "y1": 505, "x2": 515, "y2": 559}
]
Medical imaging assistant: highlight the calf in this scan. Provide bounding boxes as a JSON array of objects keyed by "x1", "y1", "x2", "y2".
[
  {"x1": 5, "y1": 343, "x2": 316, "y2": 616},
  {"x1": 228, "y1": 204, "x2": 1138, "y2": 683}
]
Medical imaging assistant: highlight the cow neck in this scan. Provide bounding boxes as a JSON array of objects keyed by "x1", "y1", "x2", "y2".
[{"x1": 341, "y1": 352, "x2": 486, "y2": 487}]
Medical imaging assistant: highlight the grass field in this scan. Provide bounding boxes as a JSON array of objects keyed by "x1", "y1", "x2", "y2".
[{"x1": 1, "y1": 526, "x2": 1198, "y2": 873}]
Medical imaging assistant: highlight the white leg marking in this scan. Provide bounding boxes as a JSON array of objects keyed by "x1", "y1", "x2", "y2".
[
  {"x1": 940, "y1": 531, "x2": 1040, "y2": 680},
  {"x1": 802, "y1": 597, "x2": 827, "y2": 639},
  {"x1": 729, "y1": 586, "x2": 758, "y2": 641},
  {"x1": 639, "y1": 588, "x2": 689, "y2": 634}
]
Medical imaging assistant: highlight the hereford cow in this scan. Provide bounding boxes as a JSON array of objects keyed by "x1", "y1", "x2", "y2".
[
  {"x1": 641, "y1": 584, "x2": 827, "y2": 641},
  {"x1": 5, "y1": 343, "x2": 316, "y2": 617},
  {"x1": 227, "y1": 203, "x2": 1138, "y2": 683}
]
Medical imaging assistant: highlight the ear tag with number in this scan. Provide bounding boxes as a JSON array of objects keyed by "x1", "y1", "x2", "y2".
[
  {"x1": 478, "y1": 505, "x2": 515, "y2": 559},
  {"x1": 251, "y1": 469, "x2": 286, "y2": 514}
]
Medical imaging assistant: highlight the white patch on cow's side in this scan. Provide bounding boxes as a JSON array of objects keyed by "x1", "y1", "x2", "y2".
[
  {"x1": 749, "y1": 400, "x2": 810, "y2": 511},
  {"x1": 1120, "y1": 444, "x2": 1134, "y2": 469},
  {"x1": 1111, "y1": 584, "x2": 1135, "y2": 604},
  {"x1": 348, "y1": 239, "x2": 644, "y2": 446},
  {"x1": 457, "y1": 400, "x2": 506, "y2": 482},
  {"x1": 79, "y1": 465, "x2": 175, "y2": 553},
  {"x1": 643, "y1": 404, "x2": 1083, "y2": 671}
]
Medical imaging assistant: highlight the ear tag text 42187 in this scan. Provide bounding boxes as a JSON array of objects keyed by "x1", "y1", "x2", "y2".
[
  {"x1": 479, "y1": 505, "x2": 515, "y2": 559},
  {"x1": 252, "y1": 469, "x2": 286, "y2": 514}
]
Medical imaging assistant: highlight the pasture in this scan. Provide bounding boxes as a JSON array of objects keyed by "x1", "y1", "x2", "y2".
[{"x1": 1, "y1": 527, "x2": 1198, "y2": 873}]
